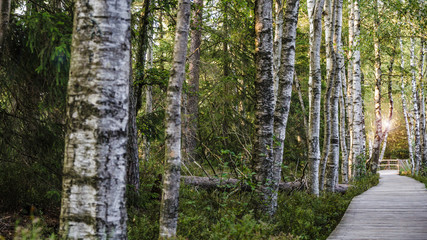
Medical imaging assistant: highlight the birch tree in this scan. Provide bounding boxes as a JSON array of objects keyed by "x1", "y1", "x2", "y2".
[
  {"x1": 326, "y1": 0, "x2": 343, "y2": 192},
  {"x1": 273, "y1": 0, "x2": 284, "y2": 99},
  {"x1": 418, "y1": 40, "x2": 426, "y2": 166},
  {"x1": 320, "y1": 0, "x2": 335, "y2": 191},
  {"x1": 410, "y1": 37, "x2": 422, "y2": 174},
  {"x1": 59, "y1": 0, "x2": 131, "y2": 238},
  {"x1": 346, "y1": 0, "x2": 354, "y2": 178},
  {"x1": 184, "y1": 0, "x2": 203, "y2": 163},
  {"x1": 253, "y1": 0, "x2": 276, "y2": 215},
  {"x1": 400, "y1": 37, "x2": 415, "y2": 173},
  {"x1": 272, "y1": 0, "x2": 300, "y2": 212},
  {"x1": 159, "y1": 0, "x2": 191, "y2": 237},
  {"x1": 370, "y1": 0, "x2": 383, "y2": 174},
  {"x1": 307, "y1": 0, "x2": 325, "y2": 195},
  {"x1": 351, "y1": 0, "x2": 365, "y2": 176}
]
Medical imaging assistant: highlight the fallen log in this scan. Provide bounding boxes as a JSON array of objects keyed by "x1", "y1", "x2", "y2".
[{"x1": 181, "y1": 176, "x2": 349, "y2": 193}]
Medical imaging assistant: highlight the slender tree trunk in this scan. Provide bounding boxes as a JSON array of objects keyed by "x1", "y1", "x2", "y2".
[
  {"x1": 379, "y1": 47, "x2": 395, "y2": 163},
  {"x1": 346, "y1": 0, "x2": 354, "y2": 179},
  {"x1": 410, "y1": 37, "x2": 422, "y2": 175},
  {"x1": 351, "y1": 0, "x2": 365, "y2": 177},
  {"x1": 370, "y1": 0, "x2": 382, "y2": 174},
  {"x1": 135, "y1": 0, "x2": 152, "y2": 113},
  {"x1": 0, "y1": 0, "x2": 10, "y2": 49},
  {"x1": 159, "y1": 0, "x2": 191, "y2": 238},
  {"x1": 273, "y1": 0, "x2": 284, "y2": 100},
  {"x1": 401, "y1": 38, "x2": 415, "y2": 174},
  {"x1": 272, "y1": 0, "x2": 300, "y2": 213},
  {"x1": 128, "y1": 49, "x2": 140, "y2": 190},
  {"x1": 185, "y1": 0, "x2": 203, "y2": 163},
  {"x1": 253, "y1": 0, "x2": 276, "y2": 215},
  {"x1": 59, "y1": 0, "x2": 131, "y2": 238},
  {"x1": 418, "y1": 39, "x2": 426, "y2": 169},
  {"x1": 320, "y1": 0, "x2": 336, "y2": 191},
  {"x1": 340, "y1": 77, "x2": 349, "y2": 183},
  {"x1": 307, "y1": 0, "x2": 325, "y2": 196},
  {"x1": 295, "y1": 72, "x2": 309, "y2": 144},
  {"x1": 142, "y1": 39, "x2": 154, "y2": 162},
  {"x1": 326, "y1": 0, "x2": 342, "y2": 192}
]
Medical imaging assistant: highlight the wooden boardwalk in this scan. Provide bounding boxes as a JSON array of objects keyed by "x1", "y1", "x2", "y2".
[{"x1": 328, "y1": 170, "x2": 427, "y2": 240}]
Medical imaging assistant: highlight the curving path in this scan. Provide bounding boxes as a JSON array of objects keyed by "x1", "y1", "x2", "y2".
[{"x1": 328, "y1": 170, "x2": 427, "y2": 240}]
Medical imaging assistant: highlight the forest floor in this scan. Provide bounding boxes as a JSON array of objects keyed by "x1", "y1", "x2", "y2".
[{"x1": 0, "y1": 209, "x2": 59, "y2": 239}]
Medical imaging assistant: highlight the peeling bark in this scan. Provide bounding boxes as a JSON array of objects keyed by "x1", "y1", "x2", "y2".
[
  {"x1": 410, "y1": 37, "x2": 422, "y2": 174},
  {"x1": 253, "y1": 0, "x2": 276, "y2": 215},
  {"x1": 307, "y1": 0, "x2": 325, "y2": 196},
  {"x1": 346, "y1": 0, "x2": 354, "y2": 179},
  {"x1": 273, "y1": 0, "x2": 284, "y2": 100},
  {"x1": 320, "y1": 0, "x2": 336, "y2": 191},
  {"x1": 351, "y1": 0, "x2": 365, "y2": 177},
  {"x1": 418, "y1": 39, "x2": 426, "y2": 168},
  {"x1": 272, "y1": 0, "x2": 300, "y2": 212},
  {"x1": 59, "y1": 0, "x2": 131, "y2": 238},
  {"x1": 326, "y1": 0, "x2": 343, "y2": 192},
  {"x1": 159, "y1": 0, "x2": 191, "y2": 238}
]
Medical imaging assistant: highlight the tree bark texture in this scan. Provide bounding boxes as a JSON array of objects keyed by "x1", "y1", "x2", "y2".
[
  {"x1": 159, "y1": 0, "x2": 191, "y2": 238},
  {"x1": 59, "y1": 0, "x2": 131, "y2": 238},
  {"x1": 253, "y1": 0, "x2": 276, "y2": 215},
  {"x1": 0, "y1": 0, "x2": 11, "y2": 51},
  {"x1": 128, "y1": 47, "x2": 140, "y2": 190},
  {"x1": 418, "y1": 39, "x2": 426, "y2": 168},
  {"x1": 346, "y1": 0, "x2": 354, "y2": 179},
  {"x1": 273, "y1": 0, "x2": 284, "y2": 100},
  {"x1": 184, "y1": 0, "x2": 203, "y2": 163},
  {"x1": 307, "y1": 0, "x2": 325, "y2": 196},
  {"x1": 400, "y1": 37, "x2": 415, "y2": 174},
  {"x1": 410, "y1": 37, "x2": 422, "y2": 174},
  {"x1": 320, "y1": 0, "x2": 336, "y2": 191},
  {"x1": 351, "y1": 0, "x2": 365, "y2": 177},
  {"x1": 272, "y1": 0, "x2": 300, "y2": 212},
  {"x1": 370, "y1": 0, "x2": 382, "y2": 174},
  {"x1": 135, "y1": 0, "x2": 152, "y2": 113},
  {"x1": 326, "y1": 0, "x2": 343, "y2": 192}
]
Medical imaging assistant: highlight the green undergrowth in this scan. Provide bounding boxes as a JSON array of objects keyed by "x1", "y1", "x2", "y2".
[
  {"x1": 127, "y1": 163, "x2": 379, "y2": 240},
  {"x1": 7, "y1": 164, "x2": 378, "y2": 240},
  {"x1": 408, "y1": 174, "x2": 427, "y2": 189}
]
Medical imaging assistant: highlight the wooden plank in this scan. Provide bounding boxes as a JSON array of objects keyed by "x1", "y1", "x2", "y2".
[{"x1": 327, "y1": 171, "x2": 427, "y2": 240}]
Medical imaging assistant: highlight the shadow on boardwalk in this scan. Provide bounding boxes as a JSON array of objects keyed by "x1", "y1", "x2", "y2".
[{"x1": 328, "y1": 170, "x2": 427, "y2": 240}]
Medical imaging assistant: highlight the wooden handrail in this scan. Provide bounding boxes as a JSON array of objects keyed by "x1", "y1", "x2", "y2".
[{"x1": 379, "y1": 159, "x2": 409, "y2": 171}]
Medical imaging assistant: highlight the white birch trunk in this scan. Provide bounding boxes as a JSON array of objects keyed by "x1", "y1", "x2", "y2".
[
  {"x1": 307, "y1": 0, "x2": 325, "y2": 195},
  {"x1": 253, "y1": 0, "x2": 276, "y2": 215},
  {"x1": 272, "y1": 0, "x2": 300, "y2": 212},
  {"x1": 185, "y1": 0, "x2": 203, "y2": 163},
  {"x1": 370, "y1": 0, "x2": 383, "y2": 174},
  {"x1": 59, "y1": 0, "x2": 131, "y2": 238},
  {"x1": 159, "y1": 0, "x2": 191, "y2": 237},
  {"x1": 351, "y1": 0, "x2": 365, "y2": 177},
  {"x1": 340, "y1": 77, "x2": 349, "y2": 183},
  {"x1": 418, "y1": 39, "x2": 426, "y2": 167},
  {"x1": 346, "y1": 0, "x2": 354, "y2": 179},
  {"x1": 320, "y1": 0, "x2": 335, "y2": 191},
  {"x1": 326, "y1": 0, "x2": 343, "y2": 192},
  {"x1": 410, "y1": 37, "x2": 422, "y2": 174},
  {"x1": 273, "y1": 0, "x2": 284, "y2": 100},
  {"x1": 401, "y1": 38, "x2": 415, "y2": 173}
]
